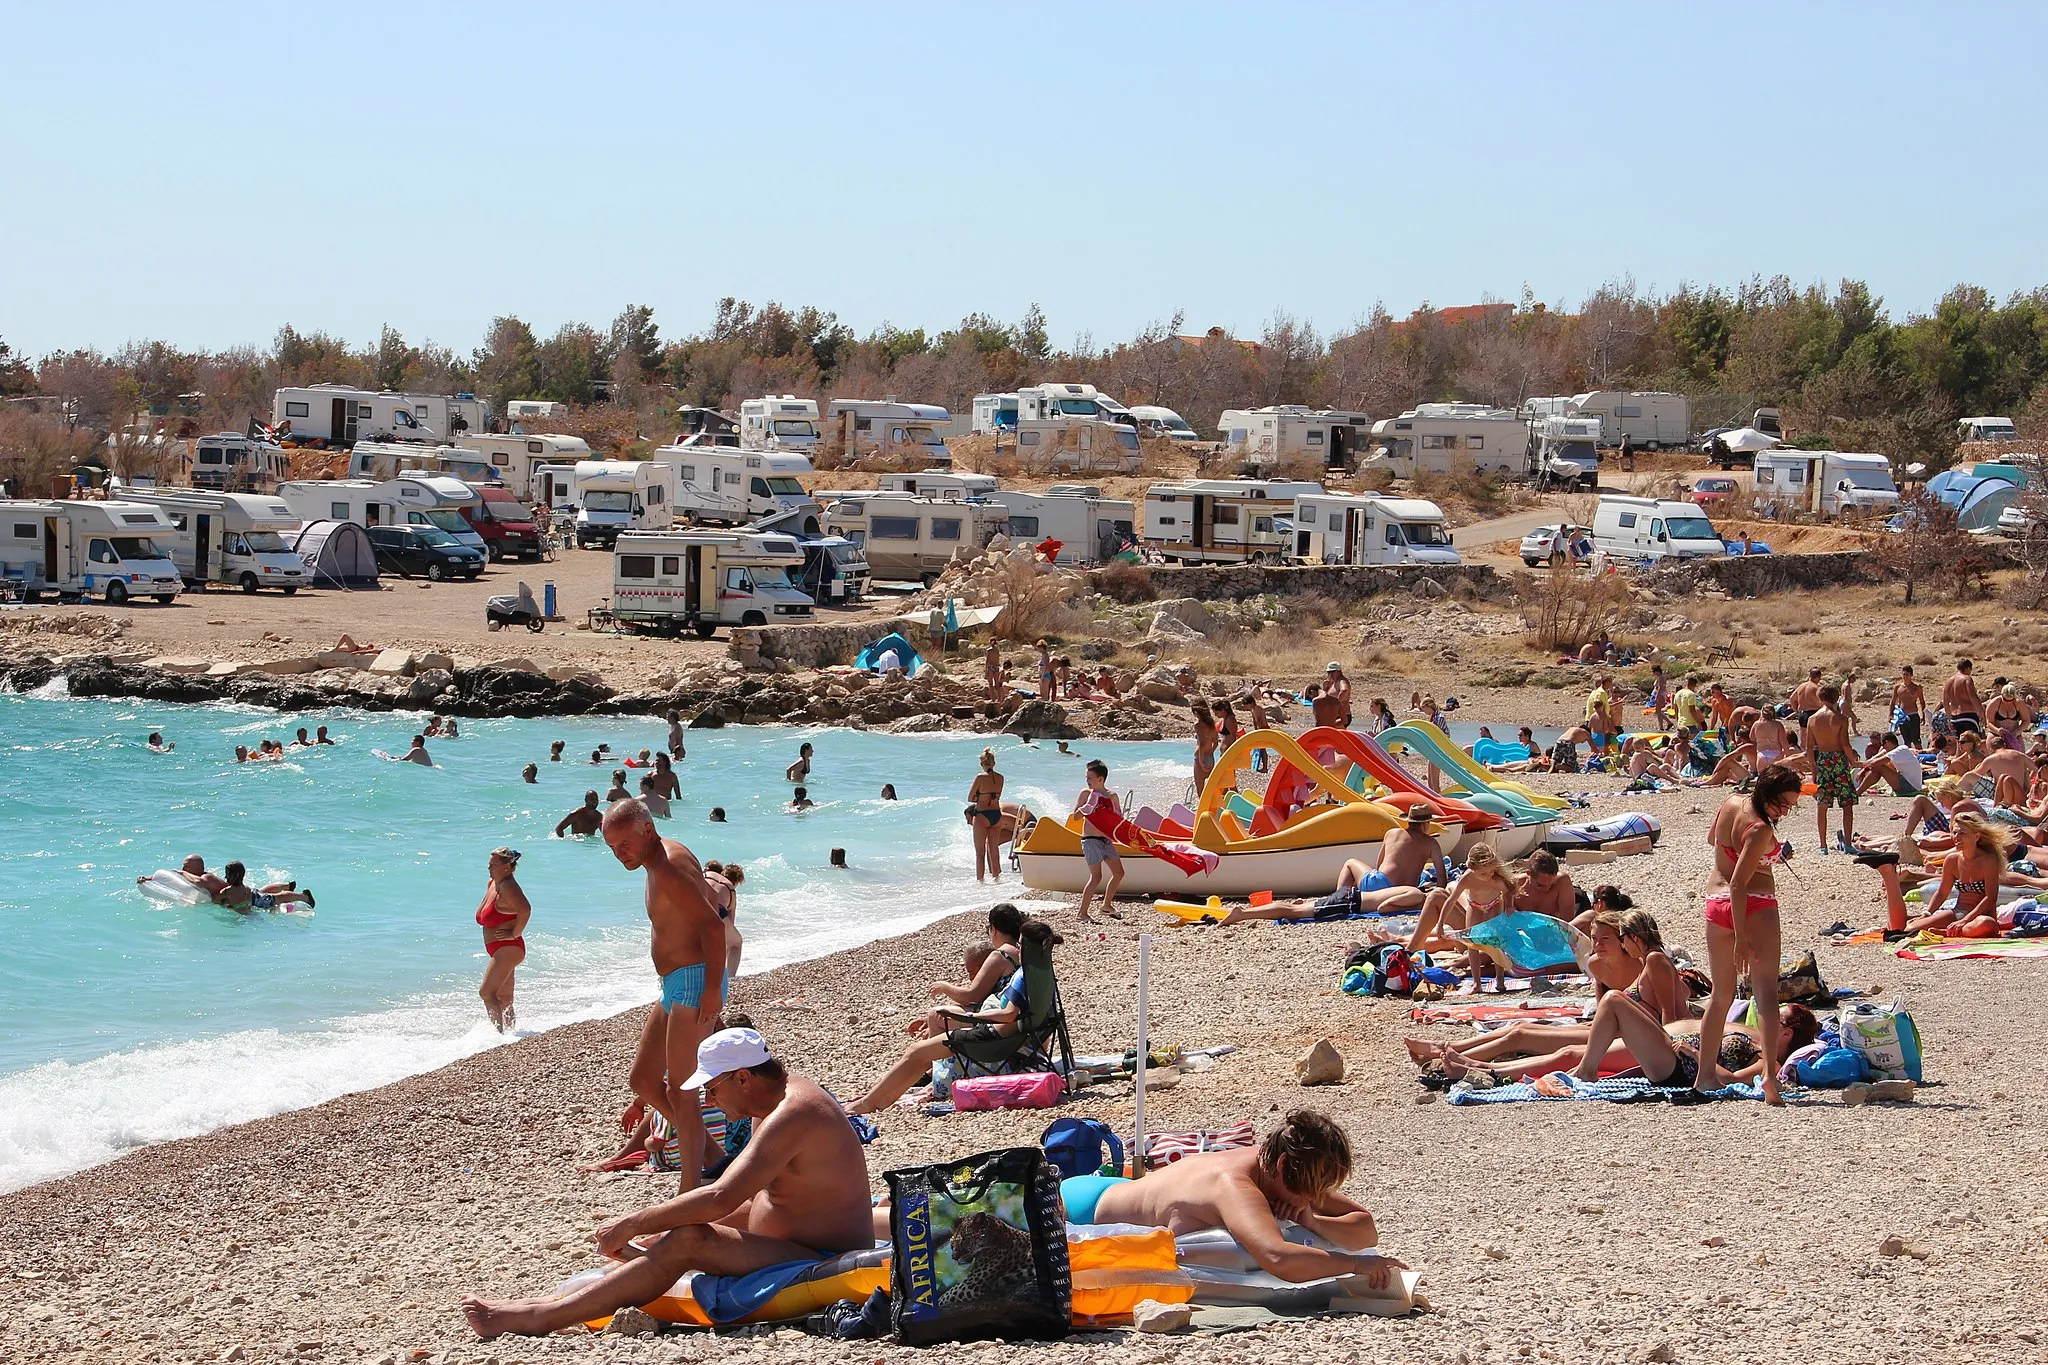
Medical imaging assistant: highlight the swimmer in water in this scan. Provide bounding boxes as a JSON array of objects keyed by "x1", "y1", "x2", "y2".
[
  {"x1": 216, "y1": 860, "x2": 315, "y2": 913},
  {"x1": 522, "y1": 763, "x2": 538, "y2": 784},
  {"x1": 639, "y1": 773, "x2": 672, "y2": 819},
  {"x1": 666, "y1": 710, "x2": 687, "y2": 759},
  {"x1": 786, "y1": 742, "x2": 813, "y2": 784},
  {"x1": 315, "y1": 726, "x2": 334, "y2": 745},
  {"x1": 234, "y1": 745, "x2": 250, "y2": 763},
  {"x1": 790, "y1": 786, "x2": 814, "y2": 811},
  {"x1": 386, "y1": 735, "x2": 433, "y2": 766},
  {"x1": 589, "y1": 749, "x2": 606, "y2": 765},
  {"x1": 880, "y1": 784, "x2": 898, "y2": 800},
  {"x1": 556, "y1": 791, "x2": 603, "y2": 837},
  {"x1": 967, "y1": 747, "x2": 1006, "y2": 883},
  {"x1": 291, "y1": 728, "x2": 313, "y2": 747},
  {"x1": 603, "y1": 769, "x2": 632, "y2": 802},
  {"x1": 147, "y1": 732, "x2": 174, "y2": 753},
  {"x1": 709, "y1": 807, "x2": 727, "y2": 822},
  {"x1": 549, "y1": 740, "x2": 565, "y2": 762},
  {"x1": 830, "y1": 847, "x2": 848, "y2": 869},
  {"x1": 138, "y1": 853, "x2": 224, "y2": 900},
  {"x1": 649, "y1": 752, "x2": 680, "y2": 801}
]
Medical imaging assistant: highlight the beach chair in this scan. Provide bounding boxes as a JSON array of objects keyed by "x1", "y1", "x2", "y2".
[{"x1": 947, "y1": 933, "x2": 1076, "y2": 1090}]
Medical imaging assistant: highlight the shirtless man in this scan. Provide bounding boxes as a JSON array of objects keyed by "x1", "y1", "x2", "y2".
[
  {"x1": 649, "y1": 752, "x2": 681, "y2": 802},
  {"x1": 1966, "y1": 737, "x2": 2035, "y2": 806},
  {"x1": 388, "y1": 735, "x2": 432, "y2": 766},
  {"x1": 1322, "y1": 663, "x2": 1354, "y2": 728},
  {"x1": 462, "y1": 1029, "x2": 872, "y2": 1338},
  {"x1": 1944, "y1": 658, "x2": 1984, "y2": 737},
  {"x1": 1514, "y1": 851, "x2": 1577, "y2": 920},
  {"x1": 1806, "y1": 685, "x2": 1858, "y2": 852},
  {"x1": 1891, "y1": 665, "x2": 1927, "y2": 748},
  {"x1": 146, "y1": 731, "x2": 175, "y2": 753},
  {"x1": 138, "y1": 853, "x2": 226, "y2": 901},
  {"x1": 605, "y1": 798, "x2": 726, "y2": 1192},
  {"x1": 1213, "y1": 805, "x2": 1445, "y2": 923},
  {"x1": 1061, "y1": 1110, "x2": 1402, "y2": 1287},
  {"x1": 555, "y1": 790, "x2": 603, "y2": 837},
  {"x1": 1787, "y1": 668, "x2": 1824, "y2": 739},
  {"x1": 1307, "y1": 682, "x2": 1341, "y2": 729}
]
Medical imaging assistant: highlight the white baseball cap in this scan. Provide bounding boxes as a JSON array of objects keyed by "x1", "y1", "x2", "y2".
[{"x1": 682, "y1": 1027, "x2": 772, "y2": 1089}]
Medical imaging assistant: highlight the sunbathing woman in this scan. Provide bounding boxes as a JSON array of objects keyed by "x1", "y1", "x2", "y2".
[
  {"x1": 848, "y1": 917, "x2": 1061, "y2": 1114},
  {"x1": 1891, "y1": 812, "x2": 2010, "y2": 937},
  {"x1": 1562, "y1": 998, "x2": 1819, "y2": 1090},
  {"x1": 1697, "y1": 764, "x2": 1802, "y2": 1104}
]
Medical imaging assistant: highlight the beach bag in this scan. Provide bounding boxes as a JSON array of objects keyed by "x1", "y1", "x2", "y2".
[
  {"x1": 952, "y1": 1071, "x2": 1064, "y2": 1112},
  {"x1": 1041, "y1": 1117, "x2": 1124, "y2": 1180},
  {"x1": 1346, "y1": 942, "x2": 1424, "y2": 996},
  {"x1": 1143, "y1": 1120, "x2": 1256, "y2": 1171},
  {"x1": 1794, "y1": 1047, "x2": 1870, "y2": 1088},
  {"x1": 886, "y1": 1147, "x2": 1071, "y2": 1345},
  {"x1": 1838, "y1": 999, "x2": 1924, "y2": 1082},
  {"x1": 1775, "y1": 949, "x2": 1831, "y2": 1006}
]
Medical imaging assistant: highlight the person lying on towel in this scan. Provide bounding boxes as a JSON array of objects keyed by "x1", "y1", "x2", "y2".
[
  {"x1": 1062, "y1": 1110, "x2": 1406, "y2": 1287},
  {"x1": 462, "y1": 1029, "x2": 872, "y2": 1339}
]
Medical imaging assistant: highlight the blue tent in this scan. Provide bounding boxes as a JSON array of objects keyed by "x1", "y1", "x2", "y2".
[
  {"x1": 855, "y1": 631, "x2": 924, "y2": 676},
  {"x1": 1925, "y1": 469, "x2": 2018, "y2": 532}
]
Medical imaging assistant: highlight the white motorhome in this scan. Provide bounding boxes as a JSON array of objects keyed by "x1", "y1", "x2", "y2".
[
  {"x1": 825, "y1": 400, "x2": 954, "y2": 464},
  {"x1": 651, "y1": 447, "x2": 813, "y2": 526},
  {"x1": 572, "y1": 461, "x2": 674, "y2": 547},
  {"x1": 278, "y1": 475, "x2": 484, "y2": 552},
  {"x1": 1014, "y1": 419, "x2": 1144, "y2": 473},
  {"x1": 191, "y1": 432, "x2": 288, "y2": 493},
  {"x1": 1141, "y1": 478, "x2": 1323, "y2": 564},
  {"x1": 1528, "y1": 416, "x2": 1604, "y2": 488},
  {"x1": 1288, "y1": 493, "x2": 1460, "y2": 566},
  {"x1": 971, "y1": 393, "x2": 1019, "y2": 434},
  {"x1": 117, "y1": 489, "x2": 311, "y2": 593},
  {"x1": 739, "y1": 396, "x2": 822, "y2": 453},
  {"x1": 452, "y1": 433, "x2": 596, "y2": 500},
  {"x1": 989, "y1": 489, "x2": 1136, "y2": 565},
  {"x1": 531, "y1": 463, "x2": 580, "y2": 519},
  {"x1": 0, "y1": 499, "x2": 184, "y2": 603},
  {"x1": 876, "y1": 471, "x2": 999, "y2": 500},
  {"x1": 1368, "y1": 406, "x2": 1524, "y2": 477},
  {"x1": 346, "y1": 440, "x2": 503, "y2": 485},
  {"x1": 821, "y1": 493, "x2": 1010, "y2": 583},
  {"x1": 1218, "y1": 406, "x2": 1374, "y2": 469},
  {"x1": 1015, "y1": 383, "x2": 1132, "y2": 425},
  {"x1": 610, "y1": 530, "x2": 814, "y2": 636},
  {"x1": 1592, "y1": 496, "x2": 1725, "y2": 564},
  {"x1": 1958, "y1": 416, "x2": 2020, "y2": 445},
  {"x1": 1568, "y1": 391, "x2": 1692, "y2": 450},
  {"x1": 505, "y1": 400, "x2": 569, "y2": 424},
  {"x1": 1753, "y1": 450, "x2": 1900, "y2": 518},
  {"x1": 1127, "y1": 404, "x2": 1200, "y2": 444},
  {"x1": 271, "y1": 385, "x2": 474, "y2": 446}
]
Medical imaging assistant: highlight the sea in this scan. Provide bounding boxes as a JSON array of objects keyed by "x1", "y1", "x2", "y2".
[{"x1": 0, "y1": 686, "x2": 1200, "y2": 1193}]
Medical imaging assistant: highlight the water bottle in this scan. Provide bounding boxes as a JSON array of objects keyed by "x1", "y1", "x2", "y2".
[{"x1": 543, "y1": 582, "x2": 557, "y2": 618}]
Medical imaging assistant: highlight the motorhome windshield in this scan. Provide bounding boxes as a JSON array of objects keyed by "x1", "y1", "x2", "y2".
[
  {"x1": 424, "y1": 510, "x2": 471, "y2": 535},
  {"x1": 771, "y1": 420, "x2": 816, "y2": 438},
  {"x1": 1558, "y1": 439, "x2": 1598, "y2": 461},
  {"x1": 1842, "y1": 468, "x2": 1895, "y2": 490},
  {"x1": 109, "y1": 536, "x2": 162, "y2": 559},
  {"x1": 584, "y1": 490, "x2": 635, "y2": 512},
  {"x1": 1665, "y1": 516, "x2": 1716, "y2": 540},
  {"x1": 1053, "y1": 399, "x2": 1102, "y2": 417},
  {"x1": 763, "y1": 476, "x2": 806, "y2": 496},
  {"x1": 829, "y1": 542, "x2": 863, "y2": 567},
  {"x1": 483, "y1": 499, "x2": 536, "y2": 522},
  {"x1": 1403, "y1": 521, "x2": 1452, "y2": 547},
  {"x1": 1164, "y1": 418, "x2": 1196, "y2": 435},
  {"x1": 242, "y1": 530, "x2": 291, "y2": 554}
]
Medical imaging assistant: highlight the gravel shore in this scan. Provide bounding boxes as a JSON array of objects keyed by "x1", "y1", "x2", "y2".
[{"x1": 5, "y1": 769, "x2": 2046, "y2": 1365}]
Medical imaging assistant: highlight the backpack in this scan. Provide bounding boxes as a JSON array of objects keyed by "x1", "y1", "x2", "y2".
[
  {"x1": 1352, "y1": 942, "x2": 1423, "y2": 996},
  {"x1": 1041, "y1": 1117, "x2": 1125, "y2": 1180}
]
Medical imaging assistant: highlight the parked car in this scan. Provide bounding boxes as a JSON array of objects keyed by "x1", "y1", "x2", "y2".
[
  {"x1": 1520, "y1": 523, "x2": 1593, "y2": 567},
  {"x1": 1690, "y1": 475, "x2": 1740, "y2": 507},
  {"x1": 366, "y1": 524, "x2": 485, "y2": 580}
]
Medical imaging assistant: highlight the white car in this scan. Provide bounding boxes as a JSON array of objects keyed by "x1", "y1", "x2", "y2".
[{"x1": 1520, "y1": 524, "x2": 1592, "y2": 567}]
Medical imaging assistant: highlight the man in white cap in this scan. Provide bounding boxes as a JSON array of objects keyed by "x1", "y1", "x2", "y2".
[
  {"x1": 463, "y1": 1028, "x2": 873, "y2": 1339},
  {"x1": 1322, "y1": 662, "x2": 1353, "y2": 728}
]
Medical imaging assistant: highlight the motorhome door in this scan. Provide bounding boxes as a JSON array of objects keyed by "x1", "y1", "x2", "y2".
[
  {"x1": 1192, "y1": 495, "x2": 1211, "y2": 550},
  {"x1": 1347, "y1": 506, "x2": 1370, "y2": 565},
  {"x1": 195, "y1": 514, "x2": 212, "y2": 579},
  {"x1": 1328, "y1": 426, "x2": 1352, "y2": 470},
  {"x1": 331, "y1": 397, "x2": 354, "y2": 445},
  {"x1": 43, "y1": 516, "x2": 64, "y2": 583}
]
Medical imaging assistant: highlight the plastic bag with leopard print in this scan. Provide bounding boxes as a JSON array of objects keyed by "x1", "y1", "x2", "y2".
[{"x1": 886, "y1": 1145, "x2": 1072, "y2": 1344}]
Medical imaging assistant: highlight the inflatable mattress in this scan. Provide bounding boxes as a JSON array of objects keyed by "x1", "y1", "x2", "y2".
[{"x1": 1541, "y1": 812, "x2": 1661, "y2": 854}]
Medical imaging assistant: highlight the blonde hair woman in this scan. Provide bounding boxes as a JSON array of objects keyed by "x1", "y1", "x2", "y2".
[
  {"x1": 1903, "y1": 811, "x2": 2010, "y2": 938},
  {"x1": 967, "y1": 747, "x2": 1006, "y2": 883}
]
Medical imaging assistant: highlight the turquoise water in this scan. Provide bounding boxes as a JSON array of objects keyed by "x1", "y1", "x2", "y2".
[{"x1": 0, "y1": 688, "x2": 1193, "y2": 1192}]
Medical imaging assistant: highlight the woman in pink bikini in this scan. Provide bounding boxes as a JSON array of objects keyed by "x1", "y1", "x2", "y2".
[
  {"x1": 1696, "y1": 765, "x2": 1803, "y2": 1103},
  {"x1": 477, "y1": 847, "x2": 533, "y2": 1033}
]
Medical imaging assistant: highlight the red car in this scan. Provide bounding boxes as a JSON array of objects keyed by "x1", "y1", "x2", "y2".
[{"x1": 1690, "y1": 475, "x2": 1739, "y2": 507}]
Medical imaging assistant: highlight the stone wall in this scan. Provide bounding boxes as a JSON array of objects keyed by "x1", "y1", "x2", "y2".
[
  {"x1": 738, "y1": 620, "x2": 899, "y2": 669},
  {"x1": 1085, "y1": 562, "x2": 1502, "y2": 603}
]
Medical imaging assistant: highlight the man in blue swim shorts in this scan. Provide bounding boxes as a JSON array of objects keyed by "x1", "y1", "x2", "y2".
[
  {"x1": 1207, "y1": 805, "x2": 1445, "y2": 925},
  {"x1": 604, "y1": 797, "x2": 726, "y2": 1192}
]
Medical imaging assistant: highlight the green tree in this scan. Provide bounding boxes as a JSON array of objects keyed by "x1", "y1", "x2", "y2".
[
  {"x1": 608, "y1": 304, "x2": 663, "y2": 380},
  {"x1": 474, "y1": 316, "x2": 541, "y2": 409},
  {"x1": 374, "y1": 325, "x2": 417, "y2": 391},
  {"x1": 0, "y1": 336, "x2": 33, "y2": 396}
]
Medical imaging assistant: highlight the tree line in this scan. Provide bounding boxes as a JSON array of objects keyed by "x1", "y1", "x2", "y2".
[{"x1": 5, "y1": 277, "x2": 2047, "y2": 466}]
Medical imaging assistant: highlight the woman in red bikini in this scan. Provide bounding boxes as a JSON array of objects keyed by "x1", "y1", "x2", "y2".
[
  {"x1": 1697, "y1": 764, "x2": 1803, "y2": 1104},
  {"x1": 477, "y1": 847, "x2": 533, "y2": 1033}
]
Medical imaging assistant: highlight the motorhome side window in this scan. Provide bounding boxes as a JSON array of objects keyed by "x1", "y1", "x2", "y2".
[
  {"x1": 1008, "y1": 515, "x2": 1040, "y2": 536},
  {"x1": 1787, "y1": 467, "x2": 1803, "y2": 484},
  {"x1": 680, "y1": 465, "x2": 696, "y2": 481},
  {"x1": 1156, "y1": 514, "x2": 1176, "y2": 526},
  {"x1": 1018, "y1": 431, "x2": 1041, "y2": 446},
  {"x1": 648, "y1": 486, "x2": 664, "y2": 504},
  {"x1": 1618, "y1": 513, "x2": 1637, "y2": 528},
  {"x1": 330, "y1": 502, "x2": 348, "y2": 519},
  {"x1": 357, "y1": 404, "x2": 373, "y2": 418},
  {"x1": 871, "y1": 517, "x2": 920, "y2": 540},
  {"x1": 930, "y1": 518, "x2": 962, "y2": 542},
  {"x1": 1651, "y1": 520, "x2": 1666, "y2": 539},
  {"x1": 1422, "y1": 435, "x2": 1448, "y2": 449},
  {"x1": 854, "y1": 418, "x2": 872, "y2": 432},
  {"x1": 725, "y1": 568, "x2": 752, "y2": 591},
  {"x1": 1617, "y1": 406, "x2": 1641, "y2": 418},
  {"x1": 1253, "y1": 516, "x2": 1273, "y2": 534},
  {"x1": 199, "y1": 449, "x2": 221, "y2": 464},
  {"x1": 1757, "y1": 468, "x2": 1773, "y2": 486},
  {"x1": 285, "y1": 401, "x2": 310, "y2": 418},
  {"x1": 10, "y1": 523, "x2": 33, "y2": 539},
  {"x1": 1214, "y1": 505, "x2": 1239, "y2": 524},
  {"x1": 751, "y1": 478, "x2": 769, "y2": 497},
  {"x1": 1328, "y1": 513, "x2": 1344, "y2": 530},
  {"x1": 619, "y1": 555, "x2": 656, "y2": 578},
  {"x1": 1469, "y1": 436, "x2": 1484, "y2": 449},
  {"x1": 492, "y1": 454, "x2": 509, "y2": 466},
  {"x1": 169, "y1": 514, "x2": 189, "y2": 530},
  {"x1": 1385, "y1": 524, "x2": 1401, "y2": 546},
  {"x1": 661, "y1": 556, "x2": 680, "y2": 575}
]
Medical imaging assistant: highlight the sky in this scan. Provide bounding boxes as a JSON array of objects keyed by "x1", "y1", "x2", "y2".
[{"x1": 3, "y1": 1, "x2": 2045, "y2": 360}]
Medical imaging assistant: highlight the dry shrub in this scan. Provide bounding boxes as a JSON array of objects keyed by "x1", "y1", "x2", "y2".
[
  {"x1": 1514, "y1": 567, "x2": 1632, "y2": 653},
  {"x1": 1284, "y1": 591, "x2": 1344, "y2": 628},
  {"x1": 1095, "y1": 559, "x2": 1156, "y2": 604},
  {"x1": 990, "y1": 557, "x2": 1073, "y2": 642},
  {"x1": 0, "y1": 408, "x2": 100, "y2": 494}
]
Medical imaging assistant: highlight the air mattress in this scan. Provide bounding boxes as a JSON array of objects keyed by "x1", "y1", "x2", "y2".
[
  {"x1": 137, "y1": 869, "x2": 210, "y2": 905},
  {"x1": 1540, "y1": 812, "x2": 1661, "y2": 853}
]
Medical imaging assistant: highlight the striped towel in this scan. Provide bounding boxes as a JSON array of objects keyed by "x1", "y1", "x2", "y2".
[
  {"x1": 1144, "y1": 1121, "x2": 1256, "y2": 1169},
  {"x1": 1447, "y1": 1074, "x2": 1765, "y2": 1105}
]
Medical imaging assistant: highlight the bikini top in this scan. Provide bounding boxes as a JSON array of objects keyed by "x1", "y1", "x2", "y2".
[
  {"x1": 476, "y1": 885, "x2": 517, "y2": 929},
  {"x1": 1713, "y1": 817, "x2": 1783, "y2": 866}
]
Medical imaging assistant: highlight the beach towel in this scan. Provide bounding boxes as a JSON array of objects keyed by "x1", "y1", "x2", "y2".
[
  {"x1": 1461, "y1": 912, "x2": 1585, "y2": 976},
  {"x1": 1447, "y1": 1073, "x2": 1767, "y2": 1105},
  {"x1": 1410, "y1": 1000, "x2": 1595, "y2": 1024},
  {"x1": 1081, "y1": 802, "x2": 1218, "y2": 878},
  {"x1": 692, "y1": 1258, "x2": 837, "y2": 1324},
  {"x1": 1893, "y1": 934, "x2": 2048, "y2": 960}
]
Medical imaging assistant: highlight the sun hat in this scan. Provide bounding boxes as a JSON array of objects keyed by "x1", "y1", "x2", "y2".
[
  {"x1": 683, "y1": 1027, "x2": 773, "y2": 1089},
  {"x1": 1405, "y1": 803, "x2": 1434, "y2": 824},
  {"x1": 1326, "y1": 661, "x2": 1342, "y2": 672}
]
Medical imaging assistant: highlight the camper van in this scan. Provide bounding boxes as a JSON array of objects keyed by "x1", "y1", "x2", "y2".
[
  {"x1": 1288, "y1": 493, "x2": 1459, "y2": 566},
  {"x1": 505, "y1": 400, "x2": 569, "y2": 424},
  {"x1": 1958, "y1": 416, "x2": 2020, "y2": 445},
  {"x1": 573, "y1": 461, "x2": 674, "y2": 547},
  {"x1": 1528, "y1": 417, "x2": 1604, "y2": 488},
  {"x1": 1219, "y1": 407, "x2": 1374, "y2": 470},
  {"x1": 346, "y1": 440, "x2": 503, "y2": 485},
  {"x1": 1015, "y1": 383, "x2": 1132, "y2": 426},
  {"x1": 460, "y1": 485, "x2": 543, "y2": 560},
  {"x1": 530, "y1": 463, "x2": 580, "y2": 520},
  {"x1": 989, "y1": 490, "x2": 1136, "y2": 566},
  {"x1": 1592, "y1": 496, "x2": 1725, "y2": 564},
  {"x1": 1014, "y1": 420, "x2": 1144, "y2": 473},
  {"x1": 739, "y1": 396, "x2": 822, "y2": 453},
  {"x1": 971, "y1": 393, "x2": 1019, "y2": 434},
  {"x1": 1567, "y1": 392, "x2": 1692, "y2": 450},
  {"x1": 452, "y1": 433, "x2": 596, "y2": 500},
  {"x1": 876, "y1": 471, "x2": 999, "y2": 500},
  {"x1": 1141, "y1": 478, "x2": 1322, "y2": 565},
  {"x1": 270, "y1": 386, "x2": 476, "y2": 446},
  {"x1": 191, "y1": 432, "x2": 288, "y2": 493},
  {"x1": 1368, "y1": 406, "x2": 1524, "y2": 477},
  {"x1": 118, "y1": 489, "x2": 311, "y2": 594},
  {"x1": 1128, "y1": 405, "x2": 1201, "y2": 444},
  {"x1": 821, "y1": 493, "x2": 1009, "y2": 583},
  {"x1": 653, "y1": 447, "x2": 813, "y2": 526},
  {"x1": 609, "y1": 530, "x2": 814, "y2": 637},
  {"x1": 824, "y1": 400, "x2": 953, "y2": 464},
  {"x1": 1753, "y1": 451, "x2": 1900, "y2": 518},
  {"x1": 0, "y1": 499, "x2": 185, "y2": 603},
  {"x1": 278, "y1": 476, "x2": 486, "y2": 553},
  {"x1": 749, "y1": 505, "x2": 871, "y2": 602}
]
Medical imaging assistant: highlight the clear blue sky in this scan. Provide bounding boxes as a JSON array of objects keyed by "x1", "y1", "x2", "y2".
[{"x1": 4, "y1": 1, "x2": 2043, "y2": 358}]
